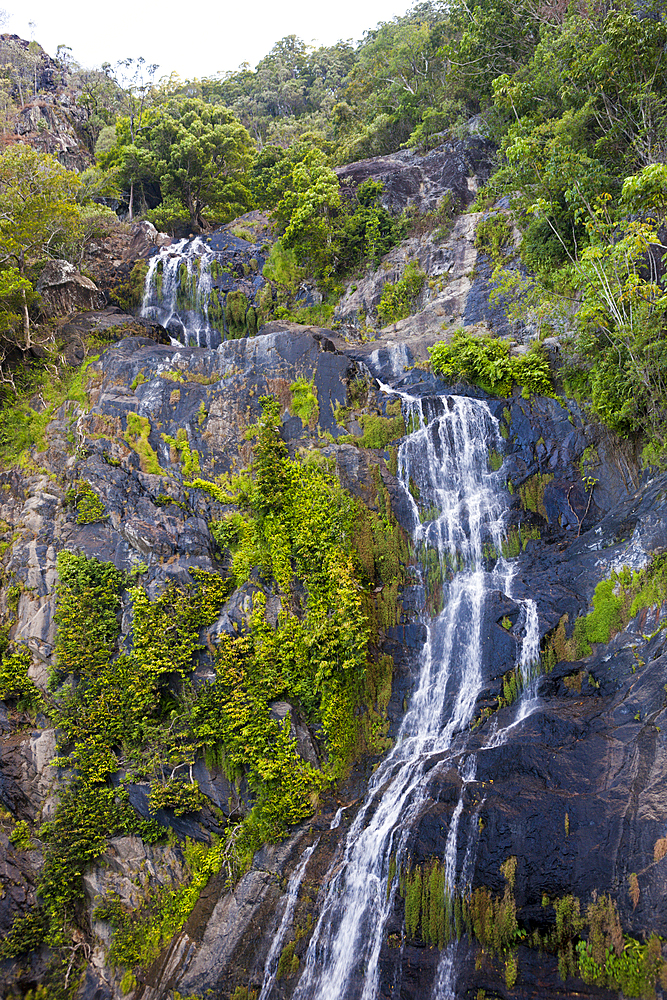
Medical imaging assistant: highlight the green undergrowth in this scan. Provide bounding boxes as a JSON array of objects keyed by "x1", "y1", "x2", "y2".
[
  {"x1": 0, "y1": 356, "x2": 100, "y2": 468},
  {"x1": 377, "y1": 263, "x2": 426, "y2": 326},
  {"x1": 188, "y1": 397, "x2": 399, "y2": 823},
  {"x1": 124, "y1": 412, "x2": 163, "y2": 474},
  {"x1": 289, "y1": 377, "x2": 319, "y2": 427},
  {"x1": 394, "y1": 855, "x2": 519, "y2": 956},
  {"x1": 501, "y1": 524, "x2": 542, "y2": 557},
  {"x1": 429, "y1": 330, "x2": 553, "y2": 398},
  {"x1": 0, "y1": 644, "x2": 44, "y2": 713},
  {"x1": 338, "y1": 400, "x2": 406, "y2": 449},
  {"x1": 475, "y1": 213, "x2": 514, "y2": 262},
  {"x1": 94, "y1": 835, "x2": 237, "y2": 976},
  {"x1": 391, "y1": 854, "x2": 665, "y2": 998},
  {"x1": 544, "y1": 554, "x2": 667, "y2": 666},
  {"x1": 0, "y1": 554, "x2": 233, "y2": 989},
  {"x1": 64, "y1": 480, "x2": 107, "y2": 525},
  {"x1": 162, "y1": 427, "x2": 202, "y2": 476},
  {"x1": 1, "y1": 395, "x2": 406, "y2": 991},
  {"x1": 517, "y1": 472, "x2": 554, "y2": 521}
]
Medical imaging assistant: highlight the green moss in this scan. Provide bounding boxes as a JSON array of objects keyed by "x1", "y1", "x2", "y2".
[
  {"x1": 501, "y1": 524, "x2": 541, "y2": 558},
  {"x1": 519, "y1": 473, "x2": 554, "y2": 521},
  {"x1": 159, "y1": 370, "x2": 185, "y2": 384},
  {"x1": 545, "y1": 555, "x2": 667, "y2": 666},
  {"x1": 225, "y1": 290, "x2": 251, "y2": 338},
  {"x1": 124, "y1": 413, "x2": 163, "y2": 475},
  {"x1": 110, "y1": 260, "x2": 149, "y2": 312},
  {"x1": 488, "y1": 449, "x2": 503, "y2": 471},
  {"x1": 277, "y1": 939, "x2": 299, "y2": 979},
  {"x1": 289, "y1": 377, "x2": 319, "y2": 427},
  {"x1": 580, "y1": 445, "x2": 600, "y2": 477},
  {"x1": 162, "y1": 428, "x2": 201, "y2": 477},
  {"x1": 341, "y1": 413, "x2": 406, "y2": 449},
  {"x1": 584, "y1": 577, "x2": 625, "y2": 644}
]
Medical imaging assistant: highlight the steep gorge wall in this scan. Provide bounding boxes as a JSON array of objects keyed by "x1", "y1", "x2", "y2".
[
  {"x1": 1, "y1": 317, "x2": 667, "y2": 1000},
  {"x1": 2, "y1": 142, "x2": 667, "y2": 1000}
]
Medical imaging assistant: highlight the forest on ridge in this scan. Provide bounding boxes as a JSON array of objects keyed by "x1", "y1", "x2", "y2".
[{"x1": 0, "y1": 0, "x2": 666, "y2": 463}]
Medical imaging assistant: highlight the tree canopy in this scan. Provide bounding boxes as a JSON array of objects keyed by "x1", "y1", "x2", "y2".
[{"x1": 0, "y1": 144, "x2": 81, "y2": 345}]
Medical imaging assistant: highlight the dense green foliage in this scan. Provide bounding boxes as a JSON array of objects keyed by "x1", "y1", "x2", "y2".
[
  {"x1": 4, "y1": 0, "x2": 666, "y2": 459},
  {"x1": 188, "y1": 396, "x2": 384, "y2": 844},
  {"x1": 0, "y1": 393, "x2": 405, "y2": 989},
  {"x1": 376, "y1": 263, "x2": 426, "y2": 326},
  {"x1": 101, "y1": 98, "x2": 255, "y2": 230},
  {"x1": 429, "y1": 330, "x2": 553, "y2": 397},
  {"x1": 477, "y1": 0, "x2": 667, "y2": 457}
]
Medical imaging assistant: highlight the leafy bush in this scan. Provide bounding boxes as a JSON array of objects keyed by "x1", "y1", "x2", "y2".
[
  {"x1": 290, "y1": 377, "x2": 319, "y2": 426},
  {"x1": 377, "y1": 263, "x2": 426, "y2": 326},
  {"x1": 65, "y1": 481, "x2": 107, "y2": 525},
  {"x1": 428, "y1": 330, "x2": 553, "y2": 397},
  {"x1": 0, "y1": 645, "x2": 43, "y2": 711},
  {"x1": 9, "y1": 819, "x2": 34, "y2": 851},
  {"x1": 475, "y1": 213, "x2": 513, "y2": 262}
]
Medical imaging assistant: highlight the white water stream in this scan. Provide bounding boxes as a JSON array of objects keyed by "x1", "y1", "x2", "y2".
[
  {"x1": 140, "y1": 238, "x2": 219, "y2": 348},
  {"x1": 288, "y1": 391, "x2": 540, "y2": 1000},
  {"x1": 257, "y1": 840, "x2": 319, "y2": 1000}
]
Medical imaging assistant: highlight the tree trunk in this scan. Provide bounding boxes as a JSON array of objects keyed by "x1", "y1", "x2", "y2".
[
  {"x1": 128, "y1": 180, "x2": 134, "y2": 222},
  {"x1": 21, "y1": 287, "x2": 30, "y2": 348}
]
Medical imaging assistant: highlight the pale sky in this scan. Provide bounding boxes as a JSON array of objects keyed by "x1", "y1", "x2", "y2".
[{"x1": 4, "y1": 1, "x2": 408, "y2": 80}]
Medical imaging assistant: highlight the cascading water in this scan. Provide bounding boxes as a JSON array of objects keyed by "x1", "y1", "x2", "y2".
[
  {"x1": 257, "y1": 840, "x2": 319, "y2": 1000},
  {"x1": 291, "y1": 390, "x2": 535, "y2": 1000},
  {"x1": 141, "y1": 238, "x2": 221, "y2": 349}
]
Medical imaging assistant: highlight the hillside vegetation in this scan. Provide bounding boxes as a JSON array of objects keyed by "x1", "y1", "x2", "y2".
[{"x1": 0, "y1": 0, "x2": 666, "y2": 451}]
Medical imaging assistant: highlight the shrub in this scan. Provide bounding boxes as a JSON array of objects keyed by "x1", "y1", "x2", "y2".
[
  {"x1": 475, "y1": 213, "x2": 513, "y2": 262},
  {"x1": 429, "y1": 330, "x2": 553, "y2": 397},
  {"x1": 377, "y1": 263, "x2": 426, "y2": 326}
]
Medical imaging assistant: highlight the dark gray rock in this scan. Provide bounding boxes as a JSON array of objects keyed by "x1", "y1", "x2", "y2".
[{"x1": 335, "y1": 138, "x2": 496, "y2": 215}]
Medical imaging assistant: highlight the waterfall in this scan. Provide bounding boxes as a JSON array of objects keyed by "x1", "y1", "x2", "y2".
[
  {"x1": 292, "y1": 390, "x2": 523, "y2": 1000},
  {"x1": 257, "y1": 840, "x2": 319, "y2": 1000},
  {"x1": 140, "y1": 235, "x2": 263, "y2": 349},
  {"x1": 141, "y1": 238, "x2": 221, "y2": 349}
]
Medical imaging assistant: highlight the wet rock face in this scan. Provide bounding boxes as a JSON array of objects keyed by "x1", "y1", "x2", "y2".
[
  {"x1": 333, "y1": 209, "x2": 531, "y2": 346},
  {"x1": 3, "y1": 316, "x2": 667, "y2": 1000}
]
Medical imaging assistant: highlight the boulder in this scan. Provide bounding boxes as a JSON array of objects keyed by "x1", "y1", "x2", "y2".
[
  {"x1": 35, "y1": 260, "x2": 105, "y2": 318},
  {"x1": 335, "y1": 137, "x2": 496, "y2": 215},
  {"x1": 126, "y1": 220, "x2": 172, "y2": 260}
]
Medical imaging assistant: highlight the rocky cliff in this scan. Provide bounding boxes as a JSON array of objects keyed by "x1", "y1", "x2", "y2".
[{"x1": 1, "y1": 142, "x2": 667, "y2": 1000}]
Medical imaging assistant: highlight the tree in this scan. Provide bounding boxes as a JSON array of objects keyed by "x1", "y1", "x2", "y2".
[
  {"x1": 274, "y1": 149, "x2": 342, "y2": 280},
  {"x1": 0, "y1": 144, "x2": 80, "y2": 345},
  {"x1": 65, "y1": 62, "x2": 126, "y2": 154},
  {"x1": 146, "y1": 98, "x2": 254, "y2": 230},
  {"x1": 101, "y1": 57, "x2": 159, "y2": 219}
]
